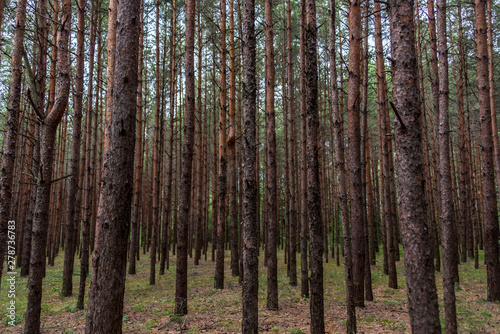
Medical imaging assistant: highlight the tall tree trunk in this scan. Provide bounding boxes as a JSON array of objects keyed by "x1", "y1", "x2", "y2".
[
  {"x1": 84, "y1": 0, "x2": 141, "y2": 330},
  {"x1": 0, "y1": 0, "x2": 27, "y2": 285},
  {"x1": 374, "y1": 0, "x2": 397, "y2": 287},
  {"x1": 150, "y1": 0, "x2": 161, "y2": 286},
  {"x1": 174, "y1": 0, "x2": 196, "y2": 314},
  {"x1": 286, "y1": 0, "x2": 297, "y2": 287},
  {"x1": 347, "y1": 0, "x2": 365, "y2": 307},
  {"x1": 215, "y1": 0, "x2": 227, "y2": 290},
  {"x1": 78, "y1": 0, "x2": 97, "y2": 309},
  {"x1": 305, "y1": 0, "x2": 324, "y2": 332},
  {"x1": 299, "y1": 0, "x2": 309, "y2": 299},
  {"x1": 264, "y1": 0, "x2": 278, "y2": 311},
  {"x1": 330, "y1": 0, "x2": 355, "y2": 331},
  {"x1": 129, "y1": 0, "x2": 144, "y2": 275},
  {"x1": 160, "y1": 0, "x2": 176, "y2": 274},
  {"x1": 25, "y1": 0, "x2": 71, "y2": 331},
  {"x1": 228, "y1": 0, "x2": 239, "y2": 276},
  {"x1": 486, "y1": 0, "x2": 500, "y2": 195},
  {"x1": 474, "y1": 0, "x2": 500, "y2": 302},
  {"x1": 436, "y1": 0, "x2": 458, "y2": 330},
  {"x1": 241, "y1": 0, "x2": 258, "y2": 330},
  {"x1": 388, "y1": 0, "x2": 442, "y2": 331}
]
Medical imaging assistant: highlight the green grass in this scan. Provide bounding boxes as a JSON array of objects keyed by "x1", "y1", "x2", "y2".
[{"x1": 1, "y1": 246, "x2": 499, "y2": 333}]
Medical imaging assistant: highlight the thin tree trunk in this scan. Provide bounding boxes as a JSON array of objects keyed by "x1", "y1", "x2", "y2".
[
  {"x1": 436, "y1": 0, "x2": 458, "y2": 330},
  {"x1": 287, "y1": 0, "x2": 297, "y2": 287},
  {"x1": 228, "y1": 0, "x2": 239, "y2": 276},
  {"x1": 174, "y1": 0, "x2": 196, "y2": 314},
  {"x1": 330, "y1": 0, "x2": 355, "y2": 331},
  {"x1": 215, "y1": 0, "x2": 227, "y2": 290},
  {"x1": 264, "y1": 0, "x2": 278, "y2": 311}
]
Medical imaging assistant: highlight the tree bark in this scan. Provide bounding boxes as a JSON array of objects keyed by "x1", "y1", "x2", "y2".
[
  {"x1": 215, "y1": 0, "x2": 227, "y2": 290},
  {"x1": 305, "y1": 0, "x2": 324, "y2": 332},
  {"x1": 264, "y1": 0, "x2": 278, "y2": 311},
  {"x1": 174, "y1": 0, "x2": 196, "y2": 314},
  {"x1": 25, "y1": 0, "x2": 71, "y2": 331},
  {"x1": 474, "y1": 0, "x2": 500, "y2": 302},
  {"x1": 388, "y1": 0, "x2": 442, "y2": 331},
  {"x1": 241, "y1": 0, "x2": 259, "y2": 330},
  {"x1": 84, "y1": 0, "x2": 141, "y2": 331},
  {"x1": 436, "y1": 0, "x2": 458, "y2": 330},
  {"x1": 0, "y1": 0, "x2": 27, "y2": 286}
]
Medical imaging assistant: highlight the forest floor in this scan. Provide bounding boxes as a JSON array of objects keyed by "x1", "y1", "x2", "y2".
[{"x1": 1, "y1": 246, "x2": 499, "y2": 333}]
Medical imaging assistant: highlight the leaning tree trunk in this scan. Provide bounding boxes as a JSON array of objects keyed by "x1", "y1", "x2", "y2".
[
  {"x1": 388, "y1": 0, "x2": 442, "y2": 332},
  {"x1": 24, "y1": 1, "x2": 71, "y2": 332}
]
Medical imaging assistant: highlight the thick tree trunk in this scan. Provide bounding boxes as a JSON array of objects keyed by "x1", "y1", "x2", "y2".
[
  {"x1": 388, "y1": 0, "x2": 442, "y2": 331},
  {"x1": 241, "y1": 0, "x2": 259, "y2": 330},
  {"x1": 84, "y1": 0, "x2": 141, "y2": 331},
  {"x1": 474, "y1": 0, "x2": 500, "y2": 302}
]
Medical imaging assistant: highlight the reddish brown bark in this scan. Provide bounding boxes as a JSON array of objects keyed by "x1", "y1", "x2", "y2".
[
  {"x1": 0, "y1": 0, "x2": 27, "y2": 285},
  {"x1": 474, "y1": 0, "x2": 500, "y2": 302}
]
